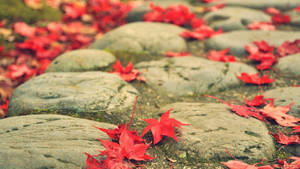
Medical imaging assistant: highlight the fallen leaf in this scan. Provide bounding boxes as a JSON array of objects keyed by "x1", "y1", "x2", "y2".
[
  {"x1": 277, "y1": 39, "x2": 300, "y2": 57},
  {"x1": 266, "y1": 7, "x2": 281, "y2": 15},
  {"x1": 205, "y1": 3, "x2": 225, "y2": 12},
  {"x1": 270, "y1": 129, "x2": 300, "y2": 145},
  {"x1": 244, "y1": 95, "x2": 269, "y2": 107},
  {"x1": 293, "y1": 125, "x2": 300, "y2": 133},
  {"x1": 141, "y1": 109, "x2": 190, "y2": 144},
  {"x1": 110, "y1": 60, "x2": 146, "y2": 82},
  {"x1": 273, "y1": 157, "x2": 300, "y2": 169},
  {"x1": 0, "y1": 99, "x2": 9, "y2": 118},
  {"x1": 237, "y1": 73, "x2": 275, "y2": 85},
  {"x1": 206, "y1": 48, "x2": 236, "y2": 62},
  {"x1": 272, "y1": 14, "x2": 291, "y2": 25},
  {"x1": 260, "y1": 101, "x2": 299, "y2": 127}
]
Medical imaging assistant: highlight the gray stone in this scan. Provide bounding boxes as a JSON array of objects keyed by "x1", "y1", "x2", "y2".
[
  {"x1": 127, "y1": 0, "x2": 194, "y2": 23},
  {"x1": 160, "y1": 103, "x2": 275, "y2": 161},
  {"x1": 7, "y1": 72, "x2": 138, "y2": 123},
  {"x1": 46, "y1": 49, "x2": 116, "y2": 72},
  {"x1": 206, "y1": 30, "x2": 300, "y2": 56},
  {"x1": 0, "y1": 114, "x2": 115, "y2": 169},
  {"x1": 286, "y1": 10, "x2": 300, "y2": 26},
  {"x1": 204, "y1": 7, "x2": 271, "y2": 31},
  {"x1": 263, "y1": 87, "x2": 300, "y2": 118},
  {"x1": 275, "y1": 53, "x2": 300, "y2": 77},
  {"x1": 136, "y1": 56, "x2": 257, "y2": 96},
  {"x1": 90, "y1": 22, "x2": 187, "y2": 54},
  {"x1": 210, "y1": 0, "x2": 300, "y2": 10}
]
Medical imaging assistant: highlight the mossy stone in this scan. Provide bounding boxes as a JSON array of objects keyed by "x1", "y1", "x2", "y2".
[{"x1": 46, "y1": 49, "x2": 116, "y2": 72}]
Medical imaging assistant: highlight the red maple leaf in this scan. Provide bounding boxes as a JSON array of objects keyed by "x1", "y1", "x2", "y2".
[
  {"x1": 204, "y1": 95, "x2": 267, "y2": 122},
  {"x1": 260, "y1": 100, "x2": 299, "y2": 127},
  {"x1": 190, "y1": 18, "x2": 206, "y2": 29},
  {"x1": 274, "y1": 157, "x2": 300, "y2": 169},
  {"x1": 237, "y1": 73, "x2": 275, "y2": 85},
  {"x1": 244, "y1": 95, "x2": 269, "y2": 107},
  {"x1": 110, "y1": 60, "x2": 146, "y2": 82},
  {"x1": 294, "y1": 6, "x2": 300, "y2": 12},
  {"x1": 141, "y1": 109, "x2": 190, "y2": 144},
  {"x1": 165, "y1": 51, "x2": 190, "y2": 57},
  {"x1": 245, "y1": 41, "x2": 277, "y2": 70},
  {"x1": 293, "y1": 125, "x2": 300, "y2": 133},
  {"x1": 206, "y1": 48, "x2": 236, "y2": 62},
  {"x1": 247, "y1": 21, "x2": 276, "y2": 31},
  {"x1": 181, "y1": 25, "x2": 222, "y2": 40},
  {"x1": 272, "y1": 14, "x2": 291, "y2": 25},
  {"x1": 222, "y1": 160, "x2": 274, "y2": 169},
  {"x1": 144, "y1": 3, "x2": 195, "y2": 26},
  {"x1": 270, "y1": 129, "x2": 300, "y2": 145},
  {"x1": 13, "y1": 22, "x2": 36, "y2": 38},
  {"x1": 202, "y1": 0, "x2": 215, "y2": 3},
  {"x1": 95, "y1": 124, "x2": 145, "y2": 144},
  {"x1": 277, "y1": 39, "x2": 300, "y2": 57}
]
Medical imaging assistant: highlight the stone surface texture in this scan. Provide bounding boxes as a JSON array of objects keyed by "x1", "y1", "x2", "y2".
[
  {"x1": 90, "y1": 22, "x2": 187, "y2": 53},
  {"x1": 0, "y1": 114, "x2": 115, "y2": 169},
  {"x1": 46, "y1": 49, "x2": 116, "y2": 72},
  {"x1": 160, "y1": 103, "x2": 275, "y2": 161},
  {"x1": 136, "y1": 56, "x2": 257, "y2": 96},
  {"x1": 204, "y1": 7, "x2": 271, "y2": 31},
  {"x1": 206, "y1": 30, "x2": 300, "y2": 56},
  {"x1": 7, "y1": 72, "x2": 138, "y2": 123},
  {"x1": 275, "y1": 53, "x2": 300, "y2": 77}
]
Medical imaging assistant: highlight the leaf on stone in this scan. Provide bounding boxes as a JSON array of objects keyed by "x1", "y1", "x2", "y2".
[
  {"x1": 270, "y1": 129, "x2": 300, "y2": 145},
  {"x1": 204, "y1": 95, "x2": 267, "y2": 122},
  {"x1": 272, "y1": 14, "x2": 291, "y2": 25},
  {"x1": 277, "y1": 39, "x2": 300, "y2": 57},
  {"x1": 244, "y1": 95, "x2": 269, "y2": 107},
  {"x1": 206, "y1": 48, "x2": 236, "y2": 62},
  {"x1": 0, "y1": 100, "x2": 9, "y2": 118},
  {"x1": 260, "y1": 101, "x2": 299, "y2": 127},
  {"x1": 293, "y1": 125, "x2": 300, "y2": 133},
  {"x1": 237, "y1": 73, "x2": 275, "y2": 85},
  {"x1": 265, "y1": 7, "x2": 281, "y2": 15},
  {"x1": 141, "y1": 109, "x2": 190, "y2": 144},
  {"x1": 110, "y1": 60, "x2": 146, "y2": 82}
]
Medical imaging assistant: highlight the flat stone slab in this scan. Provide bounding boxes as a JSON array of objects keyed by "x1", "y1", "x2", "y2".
[
  {"x1": 206, "y1": 30, "x2": 300, "y2": 56},
  {"x1": 160, "y1": 103, "x2": 275, "y2": 161},
  {"x1": 0, "y1": 114, "x2": 115, "y2": 169},
  {"x1": 46, "y1": 49, "x2": 116, "y2": 72},
  {"x1": 136, "y1": 56, "x2": 257, "y2": 96},
  {"x1": 127, "y1": 0, "x2": 193, "y2": 22},
  {"x1": 204, "y1": 7, "x2": 270, "y2": 31},
  {"x1": 89, "y1": 22, "x2": 187, "y2": 54},
  {"x1": 263, "y1": 87, "x2": 300, "y2": 118},
  {"x1": 7, "y1": 72, "x2": 138, "y2": 123},
  {"x1": 210, "y1": 0, "x2": 300, "y2": 10},
  {"x1": 275, "y1": 53, "x2": 300, "y2": 77}
]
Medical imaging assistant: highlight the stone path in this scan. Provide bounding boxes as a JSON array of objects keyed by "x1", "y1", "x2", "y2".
[{"x1": 2, "y1": 0, "x2": 300, "y2": 169}]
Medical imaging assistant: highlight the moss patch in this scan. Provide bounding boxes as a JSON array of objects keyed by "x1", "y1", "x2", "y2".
[{"x1": 0, "y1": 0, "x2": 62, "y2": 24}]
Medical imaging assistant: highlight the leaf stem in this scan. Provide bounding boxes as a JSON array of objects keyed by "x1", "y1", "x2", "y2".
[{"x1": 128, "y1": 95, "x2": 138, "y2": 128}]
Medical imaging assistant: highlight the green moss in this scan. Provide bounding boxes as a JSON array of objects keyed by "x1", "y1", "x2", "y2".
[{"x1": 0, "y1": 0, "x2": 62, "y2": 24}]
